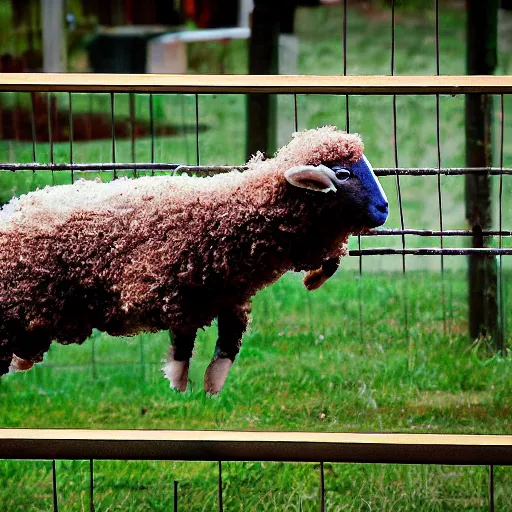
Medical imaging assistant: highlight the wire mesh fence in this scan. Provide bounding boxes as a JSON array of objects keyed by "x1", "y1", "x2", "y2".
[
  {"x1": 4, "y1": 457, "x2": 507, "y2": 512},
  {"x1": 1, "y1": 80, "x2": 510, "y2": 373}
]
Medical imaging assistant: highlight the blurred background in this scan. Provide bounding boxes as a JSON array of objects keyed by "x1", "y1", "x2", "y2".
[{"x1": 1, "y1": 1, "x2": 512, "y2": 510}]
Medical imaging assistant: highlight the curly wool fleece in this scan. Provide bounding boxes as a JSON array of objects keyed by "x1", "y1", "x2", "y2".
[{"x1": 0, "y1": 126, "x2": 364, "y2": 377}]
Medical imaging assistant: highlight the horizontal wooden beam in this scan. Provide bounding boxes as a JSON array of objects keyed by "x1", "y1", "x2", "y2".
[
  {"x1": 1, "y1": 430, "x2": 511, "y2": 465},
  {"x1": 0, "y1": 74, "x2": 512, "y2": 94}
]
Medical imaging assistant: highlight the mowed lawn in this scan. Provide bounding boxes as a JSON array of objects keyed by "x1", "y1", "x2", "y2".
[
  {"x1": 1, "y1": 3, "x2": 512, "y2": 511},
  {"x1": 2, "y1": 271, "x2": 512, "y2": 511}
]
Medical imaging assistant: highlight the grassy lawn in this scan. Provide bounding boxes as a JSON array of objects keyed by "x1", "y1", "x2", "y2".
[
  {"x1": 2, "y1": 271, "x2": 512, "y2": 510},
  {"x1": 1, "y1": 2, "x2": 512, "y2": 511}
]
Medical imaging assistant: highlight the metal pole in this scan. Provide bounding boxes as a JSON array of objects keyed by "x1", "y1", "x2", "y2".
[
  {"x1": 246, "y1": 0, "x2": 279, "y2": 160},
  {"x1": 465, "y1": 0, "x2": 500, "y2": 346}
]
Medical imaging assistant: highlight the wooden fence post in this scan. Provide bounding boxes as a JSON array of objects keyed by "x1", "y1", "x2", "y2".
[
  {"x1": 465, "y1": 0, "x2": 501, "y2": 347},
  {"x1": 41, "y1": 0, "x2": 66, "y2": 73},
  {"x1": 246, "y1": 0, "x2": 279, "y2": 160}
]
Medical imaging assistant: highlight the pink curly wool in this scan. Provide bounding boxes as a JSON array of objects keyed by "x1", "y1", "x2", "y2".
[{"x1": 0, "y1": 126, "x2": 364, "y2": 376}]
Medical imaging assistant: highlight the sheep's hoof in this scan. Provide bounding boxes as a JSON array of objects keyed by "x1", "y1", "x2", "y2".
[
  {"x1": 9, "y1": 355, "x2": 34, "y2": 373},
  {"x1": 204, "y1": 357, "x2": 233, "y2": 395},
  {"x1": 162, "y1": 360, "x2": 189, "y2": 392}
]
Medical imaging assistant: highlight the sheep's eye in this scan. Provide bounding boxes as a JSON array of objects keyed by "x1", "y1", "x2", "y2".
[{"x1": 332, "y1": 166, "x2": 351, "y2": 182}]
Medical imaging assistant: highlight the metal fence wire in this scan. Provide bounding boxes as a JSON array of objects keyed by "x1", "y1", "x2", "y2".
[
  {"x1": 0, "y1": 79, "x2": 510, "y2": 370},
  {"x1": 1, "y1": 77, "x2": 510, "y2": 351}
]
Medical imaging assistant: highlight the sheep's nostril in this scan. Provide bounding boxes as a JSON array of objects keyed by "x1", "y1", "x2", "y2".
[{"x1": 376, "y1": 203, "x2": 388, "y2": 214}]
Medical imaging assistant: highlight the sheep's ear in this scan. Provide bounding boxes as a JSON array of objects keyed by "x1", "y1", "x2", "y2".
[{"x1": 284, "y1": 165, "x2": 337, "y2": 193}]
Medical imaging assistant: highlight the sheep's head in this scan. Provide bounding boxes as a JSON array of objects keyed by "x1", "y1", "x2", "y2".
[{"x1": 281, "y1": 126, "x2": 388, "y2": 229}]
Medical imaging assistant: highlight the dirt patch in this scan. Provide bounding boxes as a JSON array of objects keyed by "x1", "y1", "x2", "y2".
[
  {"x1": 413, "y1": 390, "x2": 493, "y2": 409},
  {"x1": 0, "y1": 93, "x2": 207, "y2": 142}
]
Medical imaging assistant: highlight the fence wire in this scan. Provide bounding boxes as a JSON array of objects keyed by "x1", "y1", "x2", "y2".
[
  {"x1": 0, "y1": 88, "x2": 509, "y2": 369},
  {"x1": 38, "y1": 457, "x2": 504, "y2": 512},
  {"x1": 0, "y1": 89, "x2": 510, "y2": 368}
]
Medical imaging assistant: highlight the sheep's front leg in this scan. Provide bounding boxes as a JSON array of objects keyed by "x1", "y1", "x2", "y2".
[
  {"x1": 204, "y1": 301, "x2": 251, "y2": 395},
  {"x1": 163, "y1": 329, "x2": 196, "y2": 392},
  {"x1": 304, "y1": 257, "x2": 340, "y2": 291}
]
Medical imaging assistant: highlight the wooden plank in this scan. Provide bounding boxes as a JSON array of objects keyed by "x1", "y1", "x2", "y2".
[
  {"x1": 1, "y1": 430, "x2": 512, "y2": 465},
  {"x1": 1, "y1": 74, "x2": 512, "y2": 94}
]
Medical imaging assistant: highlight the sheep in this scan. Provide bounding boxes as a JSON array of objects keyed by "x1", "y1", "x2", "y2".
[{"x1": 0, "y1": 126, "x2": 388, "y2": 394}]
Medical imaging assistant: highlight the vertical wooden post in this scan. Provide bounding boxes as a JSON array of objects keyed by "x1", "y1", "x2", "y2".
[
  {"x1": 465, "y1": 0, "x2": 500, "y2": 345},
  {"x1": 41, "y1": 0, "x2": 66, "y2": 73},
  {"x1": 238, "y1": 0, "x2": 253, "y2": 27},
  {"x1": 246, "y1": 0, "x2": 279, "y2": 160}
]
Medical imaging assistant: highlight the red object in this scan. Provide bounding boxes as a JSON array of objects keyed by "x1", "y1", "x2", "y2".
[
  {"x1": 185, "y1": 0, "x2": 196, "y2": 18},
  {"x1": 185, "y1": 0, "x2": 213, "y2": 28}
]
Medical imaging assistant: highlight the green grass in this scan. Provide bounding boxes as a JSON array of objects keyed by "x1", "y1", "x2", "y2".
[
  {"x1": 2, "y1": 270, "x2": 512, "y2": 431},
  {"x1": 1, "y1": 271, "x2": 512, "y2": 510},
  {"x1": 1, "y1": 3, "x2": 512, "y2": 511}
]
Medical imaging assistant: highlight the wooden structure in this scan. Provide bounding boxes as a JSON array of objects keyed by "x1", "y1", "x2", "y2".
[
  {"x1": 0, "y1": 72, "x2": 510, "y2": 507},
  {"x1": 147, "y1": 27, "x2": 250, "y2": 74},
  {"x1": 465, "y1": 0, "x2": 502, "y2": 349},
  {"x1": 1, "y1": 429, "x2": 512, "y2": 465},
  {"x1": 0, "y1": 73, "x2": 511, "y2": 93},
  {"x1": 41, "y1": 0, "x2": 66, "y2": 72}
]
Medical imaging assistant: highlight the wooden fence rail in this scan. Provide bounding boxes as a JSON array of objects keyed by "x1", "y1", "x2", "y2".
[
  {"x1": 1, "y1": 430, "x2": 512, "y2": 465},
  {"x1": 0, "y1": 74, "x2": 512, "y2": 94}
]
